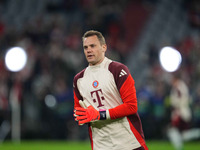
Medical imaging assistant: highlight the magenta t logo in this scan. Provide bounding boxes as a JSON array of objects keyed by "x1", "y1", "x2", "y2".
[{"x1": 91, "y1": 89, "x2": 105, "y2": 108}]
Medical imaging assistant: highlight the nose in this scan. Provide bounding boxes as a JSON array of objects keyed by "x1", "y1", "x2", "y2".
[{"x1": 86, "y1": 47, "x2": 92, "y2": 53}]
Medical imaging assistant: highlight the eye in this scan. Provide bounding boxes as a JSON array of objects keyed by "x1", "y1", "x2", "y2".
[
  {"x1": 90, "y1": 44, "x2": 95, "y2": 48},
  {"x1": 83, "y1": 46, "x2": 88, "y2": 50}
]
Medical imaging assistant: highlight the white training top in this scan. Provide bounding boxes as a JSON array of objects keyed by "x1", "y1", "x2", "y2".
[{"x1": 73, "y1": 57, "x2": 147, "y2": 150}]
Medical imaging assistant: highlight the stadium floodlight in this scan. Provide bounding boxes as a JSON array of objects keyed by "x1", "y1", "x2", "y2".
[
  {"x1": 159, "y1": 46, "x2": 182, "y2": 72},
  {"x1": 5, "y1": 47, "x2": 27, "y2": 72}
]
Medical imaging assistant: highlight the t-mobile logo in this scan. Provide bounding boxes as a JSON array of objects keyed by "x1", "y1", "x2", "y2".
[{"x1": 91, "y1": 89, "x2": 105, "y2": 108}]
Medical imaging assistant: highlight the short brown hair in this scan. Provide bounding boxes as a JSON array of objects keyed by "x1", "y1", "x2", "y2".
[{"x1": 82, "y1": 30, "x2": 106, "y2": 45}]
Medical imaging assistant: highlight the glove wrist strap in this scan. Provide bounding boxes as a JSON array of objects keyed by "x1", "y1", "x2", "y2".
[{"x1": 99, "y1": 110, "x2": 106, "y2": 120}]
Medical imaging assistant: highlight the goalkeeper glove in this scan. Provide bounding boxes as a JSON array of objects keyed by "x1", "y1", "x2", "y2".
[{"x1": 74, "y1": 100, "x2": 107, "y2": 125}]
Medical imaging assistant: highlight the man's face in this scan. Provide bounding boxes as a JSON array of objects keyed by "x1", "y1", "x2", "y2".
[{"x1": 83, "y1": 35, "x2": 107, "y2": 66}]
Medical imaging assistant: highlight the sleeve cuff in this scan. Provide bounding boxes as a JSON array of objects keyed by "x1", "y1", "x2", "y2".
[{"x1": 106, "y1": 110, "x2": 110, "y2": 119}]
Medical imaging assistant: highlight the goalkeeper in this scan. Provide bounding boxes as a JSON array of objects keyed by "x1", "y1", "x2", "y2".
[{"x1": 73, "y1": 30, "x2": 148, "y2": 150}]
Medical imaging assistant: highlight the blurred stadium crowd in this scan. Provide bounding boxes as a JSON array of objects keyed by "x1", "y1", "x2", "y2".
[{"x1": 0, "y1": 0, "x2": 200, "y2": 141}]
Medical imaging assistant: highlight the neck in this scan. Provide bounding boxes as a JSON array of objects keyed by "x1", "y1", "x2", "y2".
[{"x1": 89, "y1": 56, "x2": 105, "y2": 66}]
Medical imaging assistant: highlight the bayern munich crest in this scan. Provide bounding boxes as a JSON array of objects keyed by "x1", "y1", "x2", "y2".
[{"x1": 92, "y1": 80, "x2": 99, "y2": 88}]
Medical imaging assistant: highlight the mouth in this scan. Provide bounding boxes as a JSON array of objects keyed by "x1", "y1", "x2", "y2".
[{"x1": 87, "y1": 54, "x2": 94, "y2": 59}]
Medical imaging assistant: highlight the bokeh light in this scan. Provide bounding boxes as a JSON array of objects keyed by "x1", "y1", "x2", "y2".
[
  {"x1": 159, "y1": 46, "x2": 182, "y2": 72},
  {"x1": 5, "y1": 47, "x2": 27, "y2": 72}
]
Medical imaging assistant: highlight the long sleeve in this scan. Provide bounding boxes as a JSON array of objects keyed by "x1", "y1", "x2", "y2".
[{"x1": 109, "y1": 74, "x2": 138, "y2": 119}]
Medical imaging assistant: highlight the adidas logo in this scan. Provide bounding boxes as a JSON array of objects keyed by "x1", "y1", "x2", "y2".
[{"x1": 119, "y1": 69, "x2": 127, "y2": 77}]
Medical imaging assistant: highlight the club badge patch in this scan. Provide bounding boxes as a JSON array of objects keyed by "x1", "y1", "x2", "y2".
[{"x1": 92, "y1": 80, "x2": 99, "y2": 88}]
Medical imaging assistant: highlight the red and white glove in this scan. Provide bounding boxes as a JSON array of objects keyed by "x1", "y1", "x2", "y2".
[{"x1": 74, "y1": 100, "x2": 106, "y2": 125}]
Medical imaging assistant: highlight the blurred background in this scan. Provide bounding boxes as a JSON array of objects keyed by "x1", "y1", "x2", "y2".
[{"x1": 0, "y1": 0, "x2": 200, "y2": 144}]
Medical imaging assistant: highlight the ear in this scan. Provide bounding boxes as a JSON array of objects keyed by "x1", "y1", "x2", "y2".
[{"x1": 102, "y1": 44, "x2": 107, "y2": 53}]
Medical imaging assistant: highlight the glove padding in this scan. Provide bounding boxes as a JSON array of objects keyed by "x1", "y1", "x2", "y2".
[
  {"x1": 74, "y1": 100, "x2": 100, "y2": 125},
  {"x1": 79, "y1": 100, "x2": 89, "y2": 109}
]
